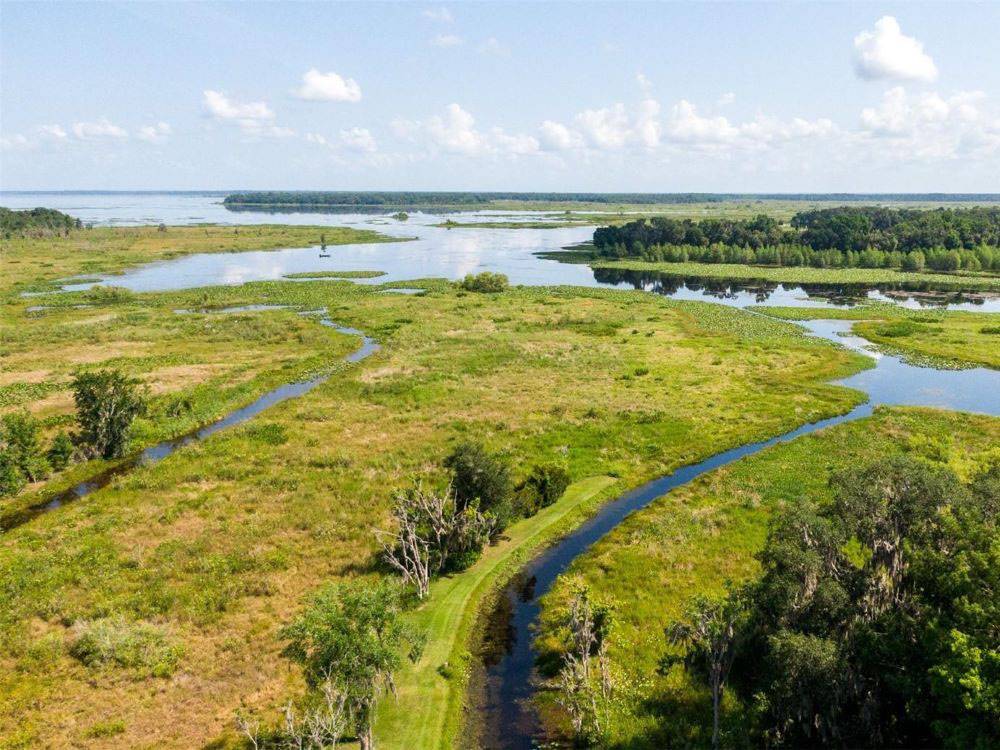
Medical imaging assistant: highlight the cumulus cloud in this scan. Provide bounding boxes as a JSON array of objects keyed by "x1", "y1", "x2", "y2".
[
  {"x1": 203, "y1": 90, "x2": 274, "y2": 121},
  {"x1": 430, "y1": 34, "x2": 463, "y2": 47},
  {"x1": 399, "y1": 103, "x2": 538, "y2": 157},
  {"x1": 72, "y1": 118, "x2": 128, "y2": 140},
  {"x1": 854, "y1": 16, "x2": 938, "y2": 83},
  {"x1": 0, "y1": 134, "x2": 33, "y2": 151},
  {"x1": 340, "y1": 127, "x2": 377, "y2": 153},
  {"x1": 137, "y1": 122, "x2": 172, "y2": 143},
  {"x1": 293, "y1": 69, "x2": 362, "y2": 102},
  {"x1": 39, "y1": 124, "x2": 68, "y2": 140},
  {"x1": 203, "y1": 90, "x2": 293, "y2": 137},
  {"x1": 539, "y1": 120, "x2": 583, "y2": 151},
  {"x1": 426, "y1": 103, "x2": 484, "y2": 153},
  {"x1": 422, "y1": 7, "x2": 452, "y2": 23},
  {"x1": 858, "y1": 86, "x2": 999, "y2": 160}
]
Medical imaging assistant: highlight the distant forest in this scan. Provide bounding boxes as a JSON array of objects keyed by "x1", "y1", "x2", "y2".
[
  {"x1": 0, "y1": 207, "x2": 81, "y2": 238},
  {"x1": 593, "y1": 207, "x2": 1000, "y2": 273},
  {"x1": 222, "y1": 192, "x2": 1000, "y2": 209}
]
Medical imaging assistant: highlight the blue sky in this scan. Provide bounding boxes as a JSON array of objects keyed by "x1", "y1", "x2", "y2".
[{"x1": 2, "y1": 1, "x2": 999, "y2": 191}]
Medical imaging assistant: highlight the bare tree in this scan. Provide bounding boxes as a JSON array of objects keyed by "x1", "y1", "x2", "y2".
[
  {"x1": 376, "y1": 483, "x2": 489, "y2": 599},
  {"x1": 234, "y1": 708, "x2": 261, "y2": 750}
]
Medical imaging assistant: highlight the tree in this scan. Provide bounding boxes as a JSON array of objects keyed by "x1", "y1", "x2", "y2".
[
  {"x1": 1, "y1": 410, "x2": 50, "y2": 482},
  {"x1": 443, "y1": 442, "x2": 513, "y2": 524},
  {"x1": 376, "y1": 483, "x2": 490, "y2": 598},
  {"x1": 71, "y1": 369, "x2": 146, "y2": 459},
  {"x1": 666, "y1": 591, "x2": 748, "y2": 750},
  {"x1": 46, "y1": 431, "x2": 75, "y2": 471},
  {"x1": 280, "y1": 581, "x2": 422, "y2": 750},
  {"x1": 554, "y1": 582, "x2": 614, "y2": 743}
]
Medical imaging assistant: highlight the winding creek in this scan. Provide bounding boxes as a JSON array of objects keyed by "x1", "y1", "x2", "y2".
[{"x1": 3, "y1": 192, "x2": 999, "y2": 745}]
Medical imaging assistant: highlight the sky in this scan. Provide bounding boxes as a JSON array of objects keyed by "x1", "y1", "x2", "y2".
[{"x1": 1, "y1": 1, "x2": 999, "y2": 192}]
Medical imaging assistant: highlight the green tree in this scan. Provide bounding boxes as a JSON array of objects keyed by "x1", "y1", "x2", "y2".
[
  {"x1": 280, "y1": 581, "x2": 422, "y2": 750},
  {"x1": 71, "y1": 369, "x2": 146, "y2": 459},
  {"x1": 46, "y1": 431, "x2": 76, "y2": 471},
  {"x1": 443, "y1": 442, "x2": 513, "y2": 525},
  {"x1": 1, "y1": 410, "x2": 50, "y2": 482}
]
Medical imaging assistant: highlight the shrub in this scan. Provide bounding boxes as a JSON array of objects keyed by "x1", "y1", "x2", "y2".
[
  {"x1": 458, "y1": 272, "x2": 509, "y2": 293},
  {"x1": 69, "y1": 616, "x2": 183, "y2": 677},
  {"x1": 444, "y1": 442, "x2": 512, "y2": 516},
  {"x1": 980, "y1": 325, "x2": 1000, "y2": 335},
  {"x1": 84, "y1": 285, "x2": 135, "y2": 305},
  {"x1": 71, "y1": 369, "x2": 146, "y2": 459},
  {"x1": 1, "y1": 410, "x2": 49, "y2": 482},
  {"x1": 0, "y1": 450, "x2": 26, "y2": 497},
  {"x1": 525, "y1": 463, "x2": 571, "y2": 509},
  {"x1": 47, "y1": 431, "x2": 76, "y2": 471}
]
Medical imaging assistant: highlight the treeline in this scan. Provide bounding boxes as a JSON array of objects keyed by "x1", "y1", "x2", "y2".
[
  {"x1": 222, "y1": 192, "x2": 723, "y2": 208},
  {"x1": 594, "y1": 208, "x2": 1000, "y2": 272},
  {"x1": 1, "y1": 207, "x2": 81, "y2": 238}
]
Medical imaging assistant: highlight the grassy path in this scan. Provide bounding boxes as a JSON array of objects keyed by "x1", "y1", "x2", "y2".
[{"x1": 376, "y1": 476, "x2": 617, "y2": 749}]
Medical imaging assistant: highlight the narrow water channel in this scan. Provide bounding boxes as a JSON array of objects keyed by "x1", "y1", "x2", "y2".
[
  {"x1": 0, "y1": 311, "x2": 378, "y2": 532},
  {"x1": 474, "y1": 316, "x2": 1000, "y2": 749}
]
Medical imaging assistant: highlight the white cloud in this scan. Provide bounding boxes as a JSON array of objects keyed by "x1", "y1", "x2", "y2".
[
  {"x1": 717, "y1": 92, "x2": 736, "y2": 107},
  {"x1": 422, "y1": 7, "x2": 452, "y2": 23},
  {"x1": 203, "y1": 90, "x2": 274, "y2": 121},
  {"x1": 854, "y1": 16, "x2": 938, "y2": 83},
  {"x1": 564, "y1": 99, "x2": 663, "y2": 151},
  {"x1": 426, "y1": 103, "x2": 484, "y2": 153},
  {"x1": 203, "y1": 90, "x2": 293, "y2": 137},
  {"x1": 293, "y1": 69, "x2": 362, "y2": 103},
  {"x1": 575, "y1": 104, "x2": 631, "y2": 149},
  {"x1": 340, "y1": 127, "x2": 377, "y2": 153},
  {"x1": 400, "y1": 103, "x2": 538, "y2": 157},
  {"x1": 71, "y1": 118, "x2": 128, "y2": 140},
  {"x1": 858, "y1": 86, "x2": 999, "y2": 160},
  {"x1": 39, "y1": 124, "x2": 68, "y2": 140},
  {"x1": 0, "y1": 133, "x2": 33, "y2": 151},
  {"x1": 666, "y1": 100, "x2": 739, "y2": 144},
  {"x1": 539, "y1": 120, "x2": 583, "y2": 151},
  {"x1": 430, "y1": 34, "x2": 463, "y2": 48},
  {"x1": 137, "y1": 122, "x2": 172, "y2": 143},
  {"x1": 636, "y1": 72, "x2": 653, "y2": 94}
]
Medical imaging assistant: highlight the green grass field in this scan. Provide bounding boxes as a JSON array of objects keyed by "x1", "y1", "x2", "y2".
[{"x1": 533, "y1": 407, "x2": 1000, "y2": 748}]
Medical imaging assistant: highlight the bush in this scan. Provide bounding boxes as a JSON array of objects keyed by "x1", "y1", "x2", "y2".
[
  {"x1": 47, "y1": 431, "x2": 76, "y2": 471},
  {"x1": 71, "y1": 369, "x2": 146, "y2": 459},
  {"x1": 525, "y1": 463, "x2": 571, "y2": 509},
  {"x1": 70, "y1": 617, "x2": 183, "y2": 677},
  {"x1": 1, "y1": 410, "x2": 49, "y2": 482},
  {"x1": 444, "y1": 442, "x2": 512, "y2": 515},
  {"x1": 0, "y1": 450, "x2": 26, "y2": 497},
  {"x1": 458, "y1": 272, "x2": 509, "y2": 293}
]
